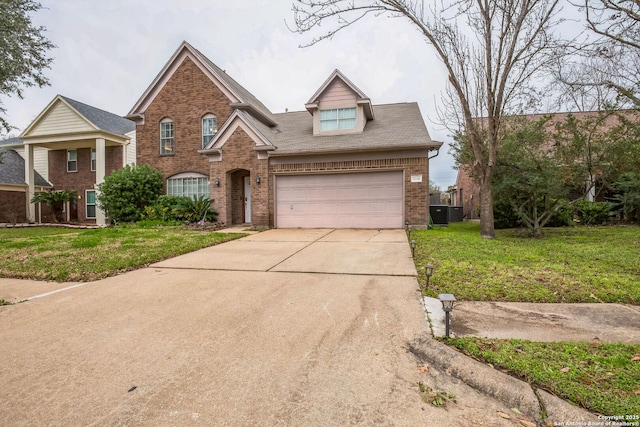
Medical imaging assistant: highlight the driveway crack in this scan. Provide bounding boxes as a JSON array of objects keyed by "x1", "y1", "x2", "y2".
[{"x1": 266, "y1": 229, "x2": 335, "y2": 272}]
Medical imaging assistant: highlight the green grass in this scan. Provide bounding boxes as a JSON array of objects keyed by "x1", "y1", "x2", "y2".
[
  {"x1": 448, "y1": 337, "x2": 640, "y2": 416},
  {"x1": 413, "y1": 222, "x2": 640, "y2": 303},
  {"x1": 0, "y1": 226, "x2": 246, "y2": 282}
]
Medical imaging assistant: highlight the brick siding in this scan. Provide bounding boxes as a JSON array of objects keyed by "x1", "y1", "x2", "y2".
[
  {"x1": 136, "y1": 57, "x2": 234, "y2": 188},
  {"x1": 208, "y1": 127, "x2": 269, "y2": 227},
  {"x1": 48, "y1": 147, "x2": 122, "y2": 223},
  {"x1": 0, "y1": 190, "x2": 27, "y2": 223}
]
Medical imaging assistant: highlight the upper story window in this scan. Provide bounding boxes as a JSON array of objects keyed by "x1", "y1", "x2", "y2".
[
  {"x1": 202, "y1": 114, "x2": 218, "y2": 149},
  {"x1": 320, "y1": 108, "x2": 356, "y2": 131},
  {"x1": 91, "y1": 148, "x2": 96, "y2": 171},
  {"x1": 67, "y1": 149, "x2": 77, "y2": 172},
  {"x1": 160, "y1": 118, "x2": 174, "y2": 155}
]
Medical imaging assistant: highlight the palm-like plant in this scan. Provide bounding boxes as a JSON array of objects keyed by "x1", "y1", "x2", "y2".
[
  {"x1": 173, "y1": 195, "x2": 218, "y2": 223},
  {"x1": 31, "y1": 189, "x2": 78, "y2": 223}
]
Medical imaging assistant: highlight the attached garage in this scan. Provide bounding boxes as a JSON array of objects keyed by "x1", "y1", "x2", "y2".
[{"x1": 275, "y1": 171, "x2": 404, "y2": 229}]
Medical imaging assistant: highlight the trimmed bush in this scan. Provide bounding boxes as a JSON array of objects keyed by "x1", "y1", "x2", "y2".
[
  {"x1": 574, "y1": 200, "x2": 611, "y2": 226},
  {"x1": 97, "y1": 165, "x2": 163, "y2": 223}
]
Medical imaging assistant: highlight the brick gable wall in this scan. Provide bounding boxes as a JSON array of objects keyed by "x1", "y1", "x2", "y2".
[
  {"x1": 208, "y1": 127, "x2": 269, "y2": 227},
  {"x1": 136, "y1": 57, "x2": 234, "y2": 186}
]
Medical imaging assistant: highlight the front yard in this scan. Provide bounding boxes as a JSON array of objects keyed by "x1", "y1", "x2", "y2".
[
  {"x1": 413, "y1": 222, "x2": 640, "y2": 304},
  {"x1": 414, "y1": 222, "x2": 640, "y2": 416},
  {"x1": 0, "y1": 225, "x2": 246, "y2": 282}
]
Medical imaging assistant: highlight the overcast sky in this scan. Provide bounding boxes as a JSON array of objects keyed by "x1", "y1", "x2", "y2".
[{"x1": 4, "y1": 0, "x2": 464, "y2": 187}]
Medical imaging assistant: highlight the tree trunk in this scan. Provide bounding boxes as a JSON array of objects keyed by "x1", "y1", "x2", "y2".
[{"x1": 479, "y1": 180, "x2": 496, "y2": 239}]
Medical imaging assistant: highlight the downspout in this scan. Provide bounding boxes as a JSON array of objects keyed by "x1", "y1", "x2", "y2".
[{"x1": 428, "y1": 147, "x2": 440, "y2": 160}]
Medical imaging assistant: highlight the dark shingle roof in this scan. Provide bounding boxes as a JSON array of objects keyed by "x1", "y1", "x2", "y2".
[
  {"x1": 60, "y1": 96, "x2": 135, "y2": 136},
  {"x1": 258, "y1": 102, "x2": 440, "y2": 155},
  {"x1": 191, "y1": 46, "x2": 276, "y2": 125},
  {"x1": 0, "y1": 148, "x2": 50, "y2": 187},
  {"x1": 0, "y1": 137, "x2": 23, "y2": 148}
]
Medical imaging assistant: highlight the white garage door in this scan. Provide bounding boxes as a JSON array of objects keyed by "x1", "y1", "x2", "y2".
[{"x1": 276, "y1": 171, "x2": 404, "y2": 228}]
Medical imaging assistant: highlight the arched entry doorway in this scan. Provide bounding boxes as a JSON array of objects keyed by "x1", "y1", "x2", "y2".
[{"x1": 228, "y1": 169, "x2": 251, "y2": 225}]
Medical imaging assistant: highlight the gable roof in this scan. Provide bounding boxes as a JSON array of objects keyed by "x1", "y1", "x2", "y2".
[
  {"x1": 20, "y1": 95, "x2": 135, "y2": 139},
  {"x1": 60, "y1": 96, "x2": 135, "y2": 135},
  {"x1": 264, "y1": 102, "x2": 440, "y2": 156},
  {"x1": 305, "y1": 69, "x2": 374, "y2": 120},
  {"x1": 0, "y1": 148, "x2": 50, "y2": 187},
  {"x1": 127, "y1": 41, "x2": 276, "y2": 127}
]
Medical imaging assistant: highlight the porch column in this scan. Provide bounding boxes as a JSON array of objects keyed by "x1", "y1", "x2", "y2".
[
  {"x1": 24, "y1": 144, "x2": 35, "y2": 222},
  {"x1": 122, "y1": 142, "x2": 128, "y2": 167},
  {"x1": 95, "y1": 138, "x2": 106, "y2": 225}
]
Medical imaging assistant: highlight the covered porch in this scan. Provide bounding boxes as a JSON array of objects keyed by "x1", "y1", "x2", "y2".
[{"x1": 18, "y1": 95, "x2": 135, "y2": 225}]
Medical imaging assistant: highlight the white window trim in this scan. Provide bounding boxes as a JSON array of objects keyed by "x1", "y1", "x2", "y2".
[
  {"x1": 85, "y1": 189, "x2": 96, "y2": 219},
  {"x1": 202, "y1": 114, "x2": 218, "y2": 149},
  {"x1": 319, "y1": 107, "x2": 357, "y2": 132},
  {"x1": 67, "y1": 149, "x2": 77, "y2": 173},
  {"x1": 167, "y1": 173, "x2": 210, "y2": 199},
  {"x1": 160, "y1": 118, "x2": 174, "y2": 155},
  {"x1": 91, "y1": 148, "x2": 96, "y2": 172}
]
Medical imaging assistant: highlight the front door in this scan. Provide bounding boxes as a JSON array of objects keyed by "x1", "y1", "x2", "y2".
[{"x1": 243, "y1": 176, "x2": 251, "y2": 223}]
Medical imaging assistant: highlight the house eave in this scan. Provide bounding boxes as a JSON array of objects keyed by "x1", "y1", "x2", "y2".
[
  {"x1": 268, "y1": 143, "x2": 442, "y2": 158},
  {"x1": 229, "y1": 103, "x2": 277, "y2": 127}
]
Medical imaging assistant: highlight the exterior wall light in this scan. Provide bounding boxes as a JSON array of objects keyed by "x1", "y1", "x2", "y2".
[
  {"x1": 214, "y1": 178, "x2": 220, "y2": 187},
  {"x1": 410, "y1": 239, "x2": 416, "y2": 257},
  {"x1": 256, "y1": 174, "x2": 261, "y2": 185},
  {"x1": 424, "y1": 264, "x2": 435, "y2": 288},
  {"x1": 438, "y1": 293, "x2": 456, "y2": 338}
]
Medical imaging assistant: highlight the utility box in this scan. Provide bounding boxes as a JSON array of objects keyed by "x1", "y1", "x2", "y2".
[
  {"x1": 430, "y1": 205, "x2": 449, "y2": 225},
  {"x1": 449, "y1": 206, "x2": 464, "y2": 222}
]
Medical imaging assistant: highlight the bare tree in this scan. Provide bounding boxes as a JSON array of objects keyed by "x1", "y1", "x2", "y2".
[
  {"x1": 291, "y1": 0, "x2": 564, "y2": 238},
  {"x1": 558, "y1": 0, "x2": 640, "y2": 106}
]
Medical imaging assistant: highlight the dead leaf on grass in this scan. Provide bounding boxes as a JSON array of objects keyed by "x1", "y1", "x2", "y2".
[
  {"x1": 631, "y1": 354, "x2": 640, "y2": 362},
  {"x1": 497, "y1": 411, "x2": 510, "y2": 419},
  {"x1": 560, "y1": 367, "x2": 571, "y2": 373},
  {"x1": 419, "y1": 364, "x2": 430, "y2": 373},
  {"x1": 634, "y1": 389, "x2": 640, "y2": 395}
]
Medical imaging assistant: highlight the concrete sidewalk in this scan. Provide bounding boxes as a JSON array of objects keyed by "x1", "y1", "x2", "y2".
[{"x1": 424, "y1": 297, "x2": 640, "y2": 343}]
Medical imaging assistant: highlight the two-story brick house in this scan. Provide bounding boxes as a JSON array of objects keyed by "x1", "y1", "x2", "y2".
[{"x1": 127, "y1": 41, "x2": 442, "y2": 228}]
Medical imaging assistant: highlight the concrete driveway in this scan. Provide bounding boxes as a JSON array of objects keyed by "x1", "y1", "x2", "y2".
[{"x1": 0, "y1": 229, "x2": 519, "y2": 426}]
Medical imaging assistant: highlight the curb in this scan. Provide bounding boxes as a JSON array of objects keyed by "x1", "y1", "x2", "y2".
[{"x1": 417, "y1": 330, "x2": 600, "y2": 425}]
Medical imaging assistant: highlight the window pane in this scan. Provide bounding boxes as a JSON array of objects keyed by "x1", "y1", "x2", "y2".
[
  {"x1": 320, "y1": 120, "x2": 337, "y2": 131},
  {"x1": 338, "y1": 108, "x2": 356, "y2": 119},
  {"x1": 167, "y1": 177, "x2": 209, "y2": 198},
  {"x1": 68, "y1": 150, "x2": 77, "y2": 161},
  {"x1": 338, "y1": 118, "x2": 356, "y2": 129},
  {"x1": 320, "y1": 109, "x2": 337, "y2": 120},
  {"x1": 86, "y1": 191, "x2": 96, "y2": 204}
]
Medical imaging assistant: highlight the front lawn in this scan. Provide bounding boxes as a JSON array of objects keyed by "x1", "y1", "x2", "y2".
[
  {"x1": 0, "y1": 225, "x2": 246, "y2": 282},
  {"x1": 413, "y1": 222, "x2": 640, "y2": 304},
  {"x1": 414, "y1": 223, "x2": 640, "y2": 416},
  {"x1": 448, "y1": 337, "x2": 640, "y2": 416}
]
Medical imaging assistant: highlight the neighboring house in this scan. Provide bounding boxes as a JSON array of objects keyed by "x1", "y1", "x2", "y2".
[
  {"x1": 454, "y1": 110, "x2": 639, "y2": 220},
  {"x1": 17, "y1": 95, "x2": 136, "y2": 225},
  {"x1": 0, "y1": 143, "x2": 51, "y2": 223},
  {"x1": 127, "y1": 41, "x2": 442, "y2": 228}
]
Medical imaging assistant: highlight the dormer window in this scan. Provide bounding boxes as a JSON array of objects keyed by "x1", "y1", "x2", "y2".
[{"x1": 320, "y1": 108, "x2": 356, "y2": 131}]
